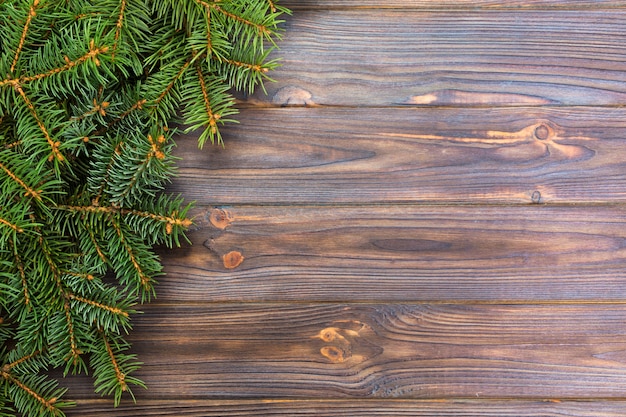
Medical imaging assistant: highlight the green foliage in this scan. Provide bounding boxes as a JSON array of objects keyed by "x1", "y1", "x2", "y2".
[{"x1": 0, "y1": 0, "x2": 289, "y2": 416}]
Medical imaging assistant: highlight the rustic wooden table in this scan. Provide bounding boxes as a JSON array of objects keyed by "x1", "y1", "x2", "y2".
[{"x1": 67, "y1": 1, "x2": 626, "y2": 415}]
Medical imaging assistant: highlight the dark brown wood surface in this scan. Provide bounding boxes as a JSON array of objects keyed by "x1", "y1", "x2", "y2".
[
  {"x1": 156, "y1": 205, "x2": 626, "y2": 302},
  {"x1": 290, "y1": 1, "x2": 626, "y2": 9},
  {"x1": 66, "y1": 1, "x2": 626, "y2": 416},
  {"x1": 170, "y1": 107, "x2": 626, "y2": 204},
  {"x1": 65, "y1": 304, "x2": 626, "y2": 400},
  {"x1": 70, "y1": 399, "x2": 626, "y2": 417},
  {"x1": 245, "y1": 10, "x2": 626, "y2": 107}
]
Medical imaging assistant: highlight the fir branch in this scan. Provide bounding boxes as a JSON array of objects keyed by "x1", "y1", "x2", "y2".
[
  {"x1": 196, "y1": 0, "x2": 270, "y2": 36},
  {"x1": 91, "y1": 329, "x2": 145, "y2": 406},
  {"x1": 108, "y1": 216, "x2": 154, "y2": 298},
  {"x1": 0, "y1": 217, "x2": 23, "y2": 234},
  {"x1": 128, "y1": 209, "x2": 193, "y2": 236},
  {"x1": 56, "y1": 204, "x2": 119, "y2": 217},
  {"x1": 0, "y1": 41, "x2": 110, "y2": 87},
  {"x1": 152, "y1": 58, "x2": 192, "y2": 110},
  {"x1": 67, "y1": 293, "x2": 129, "y2": 319},
  {"x1": 38, "y1": 237, "x2": 64, "y2": 290},
  {"x1": 59, "y1": 204, "x2": 192, "y2": 234},
  {"x1": 117, "y1": 99, "x2": 147, "y2": 122},
  {"x1": 100, "y1": 331, "x2": 127, "y2": 394},
  {"x1": 4, "y1": 140, "x2": 20, "y2": 149},
  {"x1": 0, "y1": 159, "x2": 42, "y2": 201},
  {"x1": 90, "y1": 98, "x2": 147, "y2": 139},
  {"x1": 62, "y1": 271, "x2": 94, "y2": 281},
  {"x1": 3, "y1": 342, "x2": 48, "y2": 375},
  {"x1": 91, "y1": 140, "x2": 124, "y2": 206},
  {"x1": 206, "y1": 5, "x2": 212, "y2": 54},
  {"x1": 147, "y1": 133, "x2": 166, "y2": 160},
  {"x1": 71, "y1": 98, "x2": 110, "y2": 121},
  {"x1": 195, "y1": 64, "x2": 220, "y2": 135},
  {"x1": 217, "y1": 55, "x2": 268, "y2": 74},
  {"x1": 10, "y1": 0, "x2": 39, "y2": 74},
  {"x1": 4, "y1": 350, "x2": 41, "y2": 371},
  {"x1": 26, "y1": 41, "x2": 110, "y2": 81},
  {"x1": 109, "y1": 98, "x2": 147, "y2": 130},
  {"x1": 112, "y1": 0, "x2": 127, "y2": 60},
  {"x1": 182, "y1": 65, "x2": 236, "y2": 146},
  {"x1": 82, "y1": 221, "x2": 108, "y2": 265},
  {"x1": 104, "y1": 131, "x2": 175, "y2": 206},
  {"x1": 12, "y1": 248, "x2": 30, "y2": 306},
  {"x1": 62, "y1": 300, "x2": 82, "y2": 365},
  {"x1": 0, "y1": 1, "x2": 290, "y2": 413},
  {"x1": 0, "y1": 372, "x2": 60, "y2": 416},
  {"x1": 75, "y1": 12, "x2": 102, "y2": 20},
  {"x1": 12, "y1": 82, "x2": 63, "y2": 162}
]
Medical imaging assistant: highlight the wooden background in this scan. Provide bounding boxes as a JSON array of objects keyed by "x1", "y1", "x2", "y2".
[{"x1": 67, "y1": 1, "x2": 626, "y2": 415}]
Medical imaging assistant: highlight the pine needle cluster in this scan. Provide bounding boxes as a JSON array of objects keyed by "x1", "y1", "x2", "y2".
[{"x1": 0, "y1": 1, "x2": 288, "y2": 415}]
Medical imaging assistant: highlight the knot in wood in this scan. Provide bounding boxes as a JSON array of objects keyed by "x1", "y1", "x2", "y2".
[
  {"x1": 531, "y1": 190, "x2": 542, "y2": 204},
  {"x1": 209, "y1": 208, "x2": 232, "y2": 230},
  {"x1": 272, "y1": 86, "x2": 314, "y2": 107},
  {"x1": 534, "y1": 124, "x2": 551, "y2": 140},
  {"x1": 320, "y1": 346, "x2": 347, "y2": 363},
  {"x1": 223, "y1": 250, "x2": 244, "y2": 269},
  {"x1": 319, "y1": 328, "x2": 340, "y2": 343}
]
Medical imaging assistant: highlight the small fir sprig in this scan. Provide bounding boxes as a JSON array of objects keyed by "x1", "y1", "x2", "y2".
[{"x1": 0, "y1": 1, "x2": 289, "y2": 416}]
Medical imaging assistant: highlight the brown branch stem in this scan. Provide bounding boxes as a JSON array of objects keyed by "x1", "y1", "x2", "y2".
[
  {"x1": 0, "y1": 159, "x2": 42, "y2": 200},
  {"x1": 101, "y1": 332, "x2": 127, "y2": 391},
  {"x1": 68, "y1": 293, "x2": 129, "y2": 317},
  {"x1": 11, "y1": 0, "x2": 40, "y2": 73},
  {"x1": 1, "y1": 371, "x2": 58, "y2": 412}
]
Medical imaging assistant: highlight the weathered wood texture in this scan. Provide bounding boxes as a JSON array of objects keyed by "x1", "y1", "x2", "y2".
[
  {"x1": 70, "y1": 399, "x2": 626, "y2": 417},
  {"x1": 65, "y1": 304, "x2": 626, "y2": 399},
  {"x1": 244, "y1": 10, "x2": 626, "y2": 107},
  {"x1": 66, "y1": 2, "x2": 626, "y2": 416},
  {"x1": 157, "y1": 205, "x2": 626, "y2": 302},
  {"x1": 284, "y1": 1, "x2": 626, "y2": 9},
  {"x1": 171, "y1": 107, "x2": 626, "y2": 205}
]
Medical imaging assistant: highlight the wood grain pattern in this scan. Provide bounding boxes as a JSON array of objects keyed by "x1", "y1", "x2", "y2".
[
  {"x1": 156, "y1": 205, "x2": 626, "y2": 302},
  {"x1": 67, "y1": 399, "x2": 626, "y2": 417},
  {"x1": 61, "y1": 304, "x2": 626, "y2": 400},
  {"x1": 66, "y1": 3, "x2": 626, "y2": 416},
  {"x1": 244, "y1": 10, "x2": 626, "y2": 107},
  {"x1": 171, "y1": 106, "x2": 626, "y2": 205},
  {"x1": 283, "y1": 0, "x2": 626, "y2": 9}
]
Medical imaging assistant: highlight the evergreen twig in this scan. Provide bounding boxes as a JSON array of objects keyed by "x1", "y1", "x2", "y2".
[{"x1": 0, "y1": 0, "x2": 289, "y2": 415}]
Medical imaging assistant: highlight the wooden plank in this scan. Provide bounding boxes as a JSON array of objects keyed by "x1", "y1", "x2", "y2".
[
  {"x1": 282, "y1": 0, "x2": 626, "y2": 10},
  {"x1": 171, "y1": 107, "x2": 626, "y2": 205},
  {"x1": 245, "y1": 10, "x2": 626, "y2": 107},
  {"x1": 61, "y1": 304, "x2": 626, "y2": 399},
  {"x1": 155, "y1": 205, "x2": 626, "y2": 302},
  {"x1": 67, "y1": 399, "x2": 626, "y2": 416}
]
